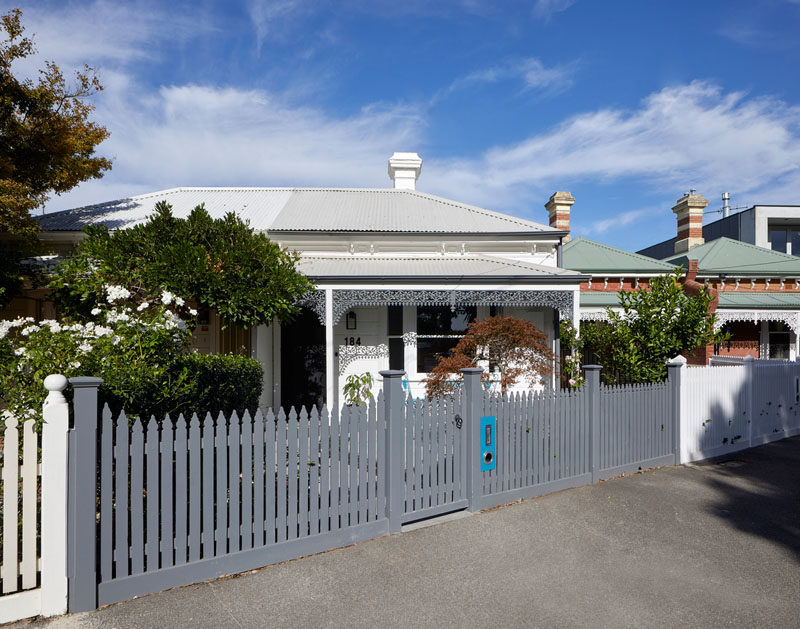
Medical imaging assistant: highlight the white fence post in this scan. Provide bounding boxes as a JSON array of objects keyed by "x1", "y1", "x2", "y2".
[{"x1": 40, "y1": 375, "x2": 70, "y2": 617}]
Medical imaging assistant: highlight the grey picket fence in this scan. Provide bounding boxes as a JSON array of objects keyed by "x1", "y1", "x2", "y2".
[
  {"x1": 64, "y1": 364, "x2": 684, "y2": 612},
  {"x1": 474, "y1": 364, "x2": 679, "y2": 510}
]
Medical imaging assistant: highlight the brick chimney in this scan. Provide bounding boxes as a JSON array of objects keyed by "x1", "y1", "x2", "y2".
[
  {"x1": 672, "y1": 190, "x2": 708, "y2": 254},
  {"x1": 545, "y1": 191, "x2": 575, "y2": 242},
  {"x1": 388, "y1": 152, "x2": 423, "y2": 190}
]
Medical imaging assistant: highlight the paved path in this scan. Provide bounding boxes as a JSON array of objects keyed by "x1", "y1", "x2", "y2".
[{"x1": 19, "y1": 438, "x2": 800, "y2": 629}]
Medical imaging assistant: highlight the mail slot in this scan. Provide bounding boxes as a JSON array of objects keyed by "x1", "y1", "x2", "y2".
[{"x1": 480, "y1": 415, "x2": 496, "y2": 471}]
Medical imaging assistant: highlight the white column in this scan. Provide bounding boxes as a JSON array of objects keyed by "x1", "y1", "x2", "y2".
[
  {"x1": 40, "y1": 375, "x2": 70, "y2": 617},
  {"x1": 325, "y1": 289, "x2": 335, "y2": 410}
]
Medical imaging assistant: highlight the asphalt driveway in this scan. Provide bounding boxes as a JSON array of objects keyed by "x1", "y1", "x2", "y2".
[{"x1": 18, "y1": 437, "x2": 800, "y2": 629}]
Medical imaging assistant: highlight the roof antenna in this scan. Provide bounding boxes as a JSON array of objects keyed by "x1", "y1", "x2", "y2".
[{"x1": 722, "y1": 192, "x2": 730, "y2": 218}]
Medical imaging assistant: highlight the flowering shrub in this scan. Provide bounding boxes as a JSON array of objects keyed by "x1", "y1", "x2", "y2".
[{"x1": 0, "y1": 286, "x2": 195, "y2": 429}]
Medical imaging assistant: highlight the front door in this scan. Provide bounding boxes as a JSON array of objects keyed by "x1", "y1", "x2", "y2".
[{"x1": 280, "y1": 309, "x2": 326, "y2": 411}]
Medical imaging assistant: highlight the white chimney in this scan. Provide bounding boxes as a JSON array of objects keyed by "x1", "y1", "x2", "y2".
[{"x1": 388, "y1": 152, "x2": 422, "y2": 190}]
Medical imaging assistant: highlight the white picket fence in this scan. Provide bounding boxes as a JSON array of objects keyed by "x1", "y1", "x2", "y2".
[
  {"x1": 0, "y1": 377, "x2": 69, "y2": 624},
  {"x1": 680, "y1": 358, "x2": 800, "y2": 462}
]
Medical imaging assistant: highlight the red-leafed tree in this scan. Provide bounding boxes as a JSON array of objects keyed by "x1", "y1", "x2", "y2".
[{"x1": 425, "y1": 315, "x2": 554, "y2": 397}]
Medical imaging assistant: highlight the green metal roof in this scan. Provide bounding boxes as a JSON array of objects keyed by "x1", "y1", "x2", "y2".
[
  {"x1": 664, "y1": 237, "x2": 800, "y2": 276},
  {"x1": 579, "y1": 292, "x2": 621, "y2": 307},
  {"x1": 562, "y1": 238, "x2": 674, "y2": 273},
  {"x1": 718, "y1": 292, "x2": 800, "y2": 309}
]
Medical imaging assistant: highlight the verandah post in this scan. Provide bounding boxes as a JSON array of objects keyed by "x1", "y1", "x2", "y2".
[
  {"x1": 40, "y1": 375, "x2": 70, "y2": 617},
  {"x1": 380, "y1": 370, "x2": 405, "y2": 533},
  {"x1": 461, "y1": 367, "x2": 484, "y2": 512},
  {"x1": 67, "y1": 376, "x2": 103, "y2": 612},
  {"x1": 666, "y1": 356, "x2": 686, "y2": 463},
  {"x1": 582, "y1": 365, "x2": 602, "y2": 484}
]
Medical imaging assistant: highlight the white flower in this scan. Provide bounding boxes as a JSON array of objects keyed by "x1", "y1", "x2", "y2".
[
  {"x1": 188, "y1": 308, "x2": 198, "y2": 316},
  {"x1": 110, "y1": 335, "x2": 121, "y2": 345},
  {"x1": 161, "y1": 290, "x2": 174, "y2": 305},
  {"x1": 93, "y1": 326, "x2": 113, "y2": 337},
  {"x1": 20, "y1": 325, "x2": 40, "y2": 336},
  {"x1": 91, "y1": 307, "x2": 102, "y2": 316},
  {"x1": 175, "y1": 296, "x2": 185, "y2": 307},
  {"x1": 41, "y1": 320, "x2": 62, "y2": 333},
  {"x1": 14, "y1": 347, "x2": 27, "y2": 356},
  {"x1": 70, "y1": 361, "x2": 81, "y2": 369},
  {"x1": 105, "y1": 285, "x2": 131, "y2": 303},
  {"x1": 78, "y1": 342, "x2": 93, "y2": 354},
  {"x1": 137, "y1": 302, "x2": 149, "y2": 312}
]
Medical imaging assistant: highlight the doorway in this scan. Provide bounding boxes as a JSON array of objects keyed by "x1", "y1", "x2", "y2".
[{"x1": 280, "y1": 308, "x2": 326, "y2": 411}]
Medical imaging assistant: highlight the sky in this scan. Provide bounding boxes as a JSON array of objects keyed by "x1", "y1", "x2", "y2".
[{"x1": 15, "y1": 0, "x2": 800, "y2": 251}]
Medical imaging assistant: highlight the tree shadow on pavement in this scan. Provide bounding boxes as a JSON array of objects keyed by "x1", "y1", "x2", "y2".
[{"x1": 694, "y1": 436, "x2": 800, "y2": 561}]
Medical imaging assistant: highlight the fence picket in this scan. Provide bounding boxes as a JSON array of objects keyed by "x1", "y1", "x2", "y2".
[
  {"x1": 99, "y1": 408, "x2": 113, "y2": 584},
  {"x1": 299, "y1": 407, "x2": 310, "y2": 538},
  {"x1": 253, "y1": 410, "x2": 265, "y2": 548},
  {"x1": 175, "y1": 415, "x2": 189, "y2": 566},
  {"x1": 266, "y1": 409, "x2": 277, "y2": 545},
  {"x1": 358, "y1": 403, "x2": 368, "y2": 524},
  {"x1": 145, "y1": 418, "x2": 160, "y2": 573},
  {"x1": 228, "y1": 412, "x2": 241, "y2": 553},
  {"x1": 188, "y1": 413, "x2": 200, "y2": 561},
  {"x1": 330, "y1": 406, "x2": 340, "y2": 531},
  {"x1": 215, "y1": 413, "x2": 229, "y2": 556},
  {"x1": 115, "y1": 413, "x2": 130, "y2": 578},
  {"x1": 320, "y1": 406, "x2": 331, "y2": 533},
  {"x1": 160, "y1": 416, "x2": 174, "y2": 570},
  {"x1": 241, "y1": 411, "x2": 253, "y2": 551},
  {"x1": 130, "y1": 419, "x2": 144, "y2": 575},
  {"x1": 201, "y1": 413, "x2": 214, "y2": 559},
  {"x1": 309, "y1": 406, "x2": 320, "y2": 534},
  {"x1": 2, "y1": 417, "x2": 19, "y2": 593},
  {"x1": 288, "y1": 408, "x2": 299, "y2": 540},
  {"x1": 276, "y1": 408, "x2": 287, "y2": 543}
]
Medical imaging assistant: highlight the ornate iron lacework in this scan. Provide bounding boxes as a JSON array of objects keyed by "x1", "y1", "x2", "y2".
[
  {"x1": 714, "y1": 310, "x2": 800, "y2": 335},
  {"x1": 402, "y1": 331, "x2": 417, "y2": 346},
  {"x1": 580, "y1": 309, "x2": 613, "y2": 322},
  {"x1": 338, "y1": 344, "x2": 389, "y2": 374},
  {"x1": 297, "y1": 289, "x2": 326, "y2": 325},
  {"x1": 331, "y1": 289, "x2": 574, "y2": 323}
]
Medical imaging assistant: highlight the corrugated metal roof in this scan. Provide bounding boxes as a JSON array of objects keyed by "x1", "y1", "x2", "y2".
[
  {"x1": 37, "y1": 187, "x2": 555, "y2": 234},
  {"x1": 664, "y1": 238, "x2": 800, "y2": 276},
  {"x1": 296, "y1": 255, "x2": 579, "y2": 279},
  {"x1": 563, "y1": 238, "x2": 674, "y2": 273},
  {"x1": 718, "y1": 293, "x2": 800, "y2": 309},
  {"x1": 579, "y1": 292, "x2": 620, "y2": 307}
]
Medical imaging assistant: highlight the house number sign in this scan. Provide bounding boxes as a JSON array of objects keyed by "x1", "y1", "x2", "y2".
[{"x1": 343, "y1": 336, "x2": 361, "y2": 345}]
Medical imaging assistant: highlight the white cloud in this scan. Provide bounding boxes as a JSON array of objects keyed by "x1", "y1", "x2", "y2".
[
  {"x1": 423, "y1": 81, "x2": 800, "y2": 212},
  {"x1": 588, "y1": 209, "x2": 651, "y2": 234},
  {"x1": 45, "y1": 83, "x2": 425, "y2": 212},
  {"x1": 17, "y1": 1, "x2": 213, "y2": 71},
  {"x1": 246, "y1": 0, "x2": 309, "y2": 52},
  {"x1": 433, "y1": 57, "x2": 577, "y2": 105},
  {"x1": 532, "y1": 0, "x2": 576, "y2": 21}
]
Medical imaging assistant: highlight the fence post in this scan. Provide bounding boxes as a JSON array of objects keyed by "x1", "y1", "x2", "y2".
[
  {"x1": 380, "y1": 370, "x2": 405, "y2": 533},
  {"x1": 583, "y1": 365, "x2": 602, "y2": 483},
  {"x1": 67, "y1": 376, "x2": 103, "y2": 613},
  {"x1": 40, "y1": 375, "x2": 70, "y2": 617},
  {"x1": 666, "y1": 356, "x2": 686, "y2": 464},
  {"x1": 461, "y1": 367, "x2": 484, "y2": 512},
  {"x1": 743, "y1": 355, "x2": 755, "y2": 448}
]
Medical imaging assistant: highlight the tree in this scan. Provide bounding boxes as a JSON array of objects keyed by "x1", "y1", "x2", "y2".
[
  {"x1": 48, "y1": 201, "x2": 315, "y2": 328},
  {"x1": 0, "y1": 8, "x2": 111, "y2": 306},
  {"x1": 425, "y1": 315, "x2": 554, "y2": 397},
  {"x1": 579, "y1": 270, "x2": 727, "y2": 383}
]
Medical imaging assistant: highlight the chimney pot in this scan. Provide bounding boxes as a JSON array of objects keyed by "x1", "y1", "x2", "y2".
[
  {"x1": 544, "y1": 191, "x2": 575, "y2": 242},
  {"x1": 672, "y1": 191, "x2": 708, "y2": 254},
  {"x1": 388, "y1": 152, "x2": 423, "y2": 190}
]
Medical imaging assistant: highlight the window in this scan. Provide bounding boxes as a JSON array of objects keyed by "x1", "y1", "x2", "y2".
[
  {"x1": 416, "y1": 305, "x2": 477, "y2": 373},
  {"x1": 768, "y1": 226, "x2": 800, "y2": 256},
  {"x1": 387, "y1": 306, "x2": 404, "y2": 370},
  {"x1": 768, "y1": 321, "x2": 791, "y2": 360}
]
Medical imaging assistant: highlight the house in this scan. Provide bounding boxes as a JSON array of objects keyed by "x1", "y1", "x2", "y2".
[
  {"x1": 26, "y1": 153, "x2": 588, "y2": 409},
  {"x1": 564, "y1": 192, "x2": 800, "y2": 363}
]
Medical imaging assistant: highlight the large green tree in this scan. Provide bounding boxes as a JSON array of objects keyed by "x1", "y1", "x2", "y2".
[
  {"x1": 0, "y1": 8, "x2": 111, "y2": 305},
  {"x1": 49, "y1": 201, "x2": 315, "y2": 328},
  {"x1": 579, "y1": 270, "x2": 727, "y2": 383}
]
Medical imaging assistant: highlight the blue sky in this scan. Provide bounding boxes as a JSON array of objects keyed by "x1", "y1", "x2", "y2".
[{"x1": 18, "y1": 0, "x2": 800, "y2": 251}]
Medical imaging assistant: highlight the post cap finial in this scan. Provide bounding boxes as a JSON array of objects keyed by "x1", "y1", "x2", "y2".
[
  {"x1": 44, "y1": 374, "x2": 68, "y2": 392},
  {"x1": 667, "y1": 355, "x2": 687, "y2": 366}
]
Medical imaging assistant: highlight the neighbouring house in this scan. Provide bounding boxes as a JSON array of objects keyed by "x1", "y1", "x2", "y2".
[
  {"x1": 18, "y1": 153, "x2": 587, "y2": 410},
  {"x1": 564, "y1": 192, "x2": 800, "y2": 363}
]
